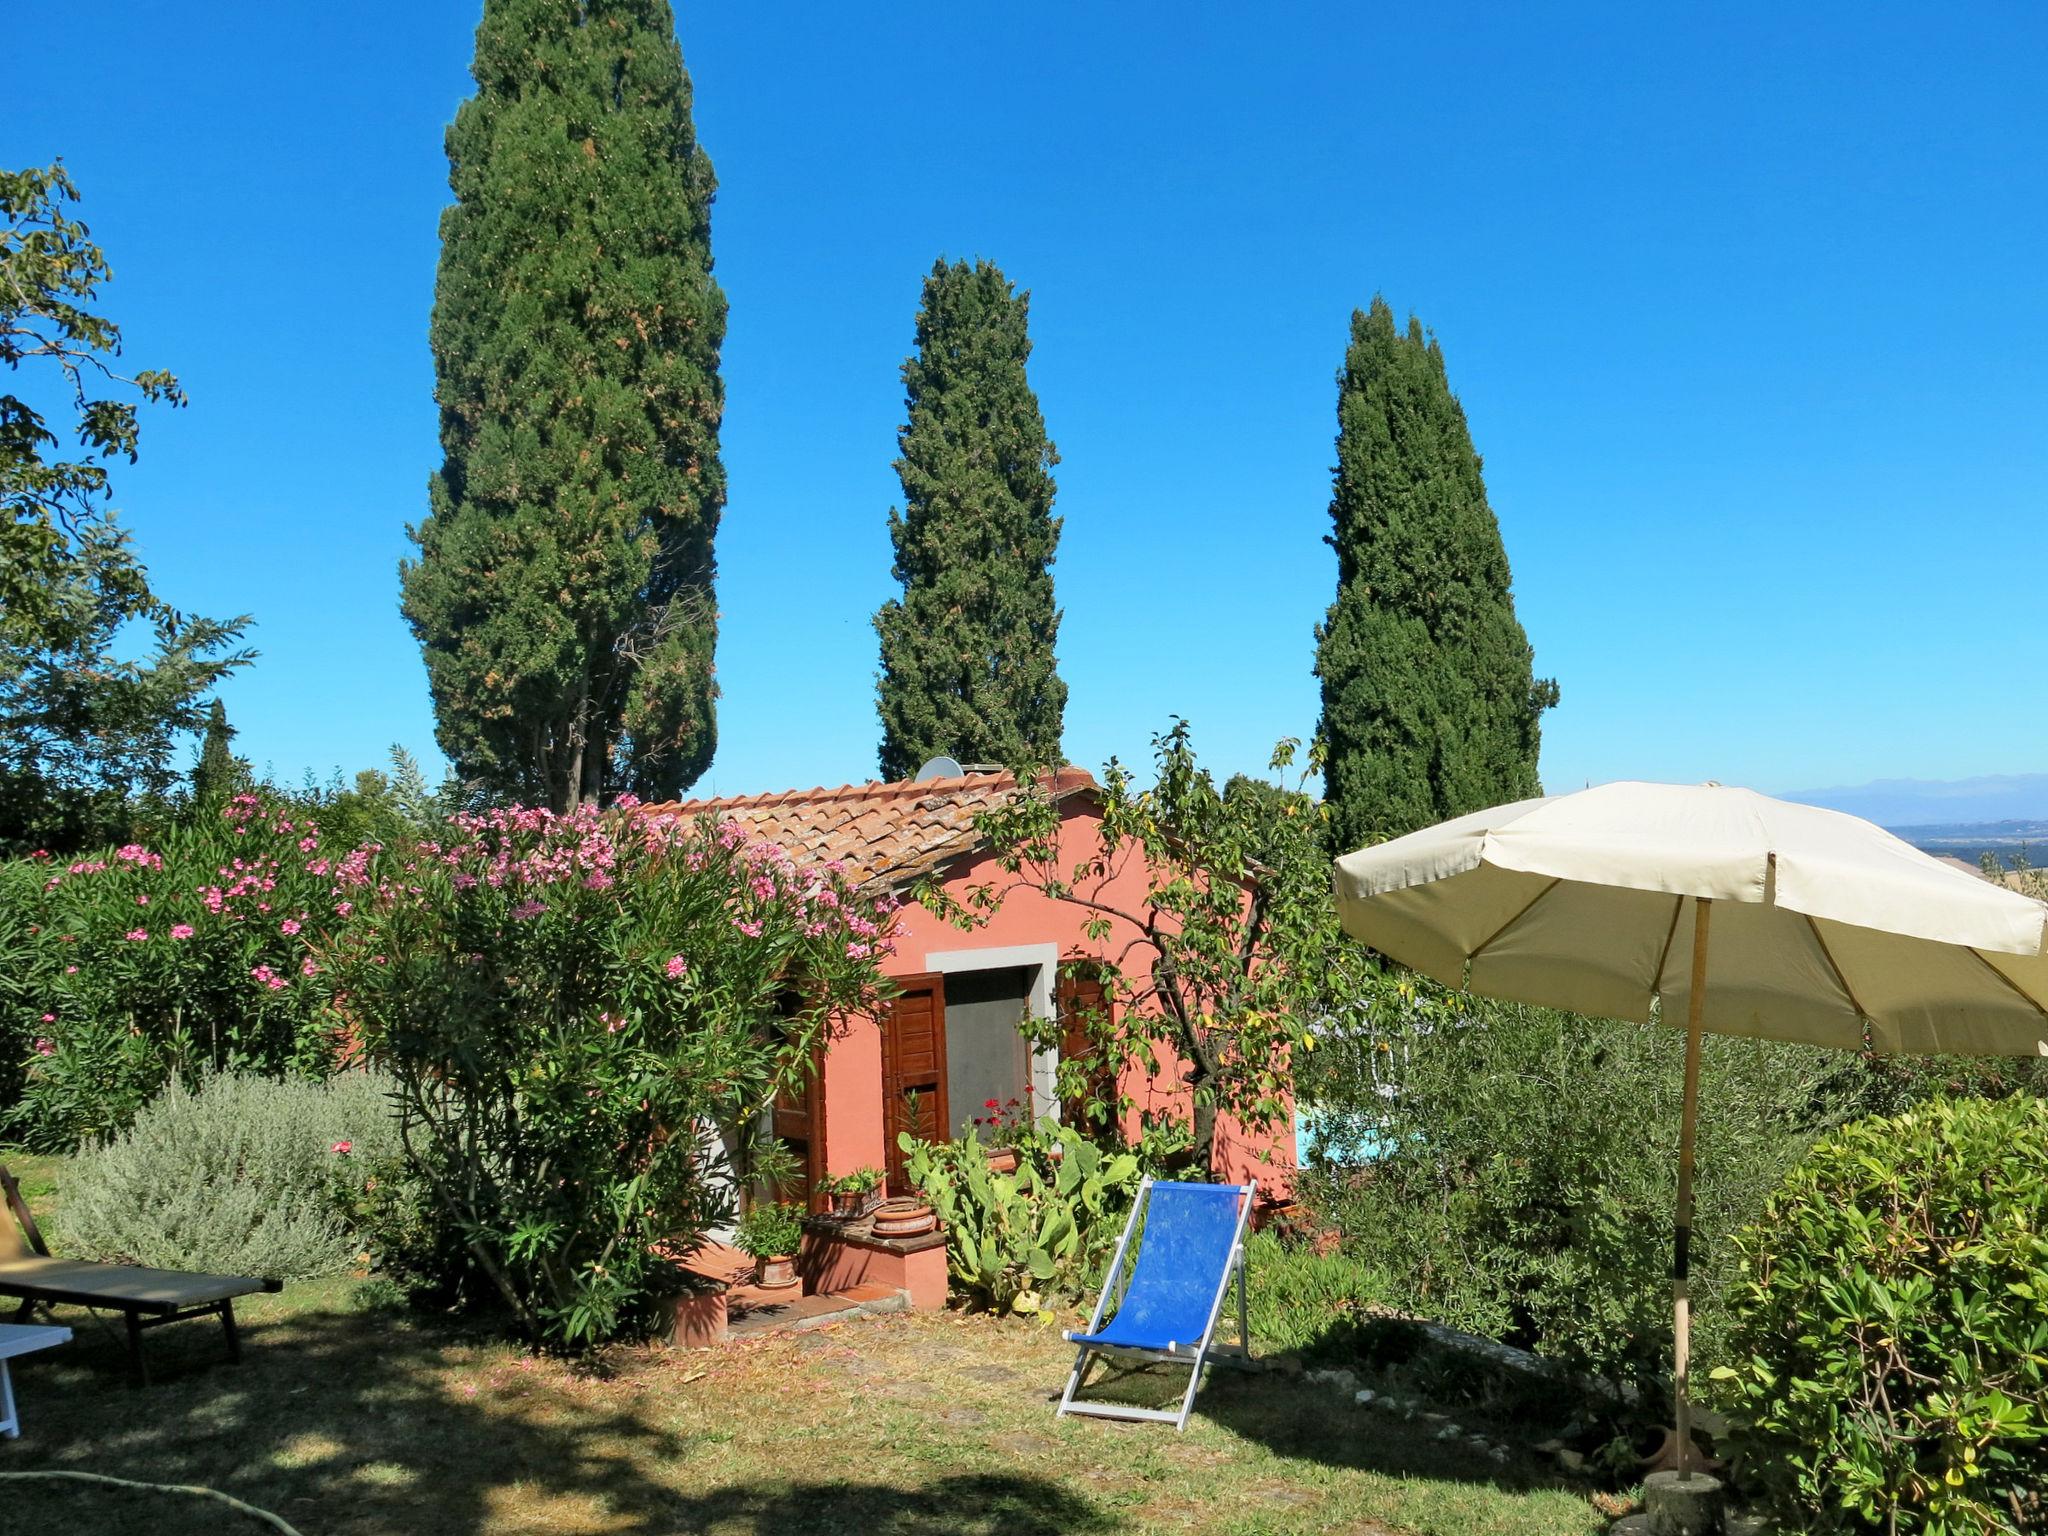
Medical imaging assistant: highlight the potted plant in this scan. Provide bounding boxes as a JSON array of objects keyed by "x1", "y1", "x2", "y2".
[
  {"x1": 845, "y1": 1165, "x2": 886, "y2": 1217},
  {"x1": 818, "y1": 1173, "x2": 858, "y2": 1219},
  {"x1": 970, "y1": 1097, "x2": 1029, "y2": 1172},
  {"x1": 734, "y1": 1201, "x2": 805, "y2": 1290}
]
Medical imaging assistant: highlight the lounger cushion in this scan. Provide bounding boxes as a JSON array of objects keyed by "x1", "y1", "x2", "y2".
[
  {"x1": 1071, "y1": 1181, "x2": 1242, "y2": 1354},
  {"x1": 0, "y1": 1255, "x2": 273, "y2": 1311}
]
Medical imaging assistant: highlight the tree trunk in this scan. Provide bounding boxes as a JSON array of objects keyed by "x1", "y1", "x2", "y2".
[{"x1": 1189, "y1": 1091, "x2": 1218, "y2": 1179}]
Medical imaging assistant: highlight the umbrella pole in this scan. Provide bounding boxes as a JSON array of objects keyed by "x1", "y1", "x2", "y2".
[{"x1": 1672, "y1": 896, "x2": 1712, "y2": 1483}]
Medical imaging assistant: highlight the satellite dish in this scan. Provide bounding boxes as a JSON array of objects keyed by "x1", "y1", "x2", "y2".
[{"x1": 914, "y1": 756, "x2": 965, "y2": 782}]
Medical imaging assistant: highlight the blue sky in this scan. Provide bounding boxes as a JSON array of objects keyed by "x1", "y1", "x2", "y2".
[{"x1": 11, "y1": 2, "x2": 2045, "y2": 805}]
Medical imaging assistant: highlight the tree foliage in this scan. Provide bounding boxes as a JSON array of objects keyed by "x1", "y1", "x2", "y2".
[
  {"x1": 952, "y1": 722, "x2": 1359, "y2": 1174},
  {"x1": 1314, "y1": 297, "x2": 1555, "y2": 850},
  {"x1": 402, "y1": 0, "x2": 727, "y2": 813},
  {"x1": 875, "y1": 258, "x2": 1065, "y2": 780},
  {"x1": 188, "y1": 698, "x2": 245, "y2": 806},
  {"x1": 0, "y1": 162, "x2": 252, "y2": 854}
]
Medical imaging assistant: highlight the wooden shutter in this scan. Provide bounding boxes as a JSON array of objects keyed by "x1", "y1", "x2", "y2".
[
  {"x1": 770, "y1": 1046, "x2": 828, "y2": 1212},
  {"x1": 880, "y1": 973, "x2": 948, "y2": 1193},
  {"x1": 1057, "y1": 967, "x2": 1118, "y2": 1131}
]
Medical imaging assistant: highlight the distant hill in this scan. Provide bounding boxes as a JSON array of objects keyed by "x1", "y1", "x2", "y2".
[{"x1": 1779, "y1": 773, "x2": 2048, "y2": 828}]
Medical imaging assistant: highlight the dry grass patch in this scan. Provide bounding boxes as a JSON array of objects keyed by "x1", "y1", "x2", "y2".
[{"x1": 0, "y1": 1236, "x2": 1601, "y2": 1535}]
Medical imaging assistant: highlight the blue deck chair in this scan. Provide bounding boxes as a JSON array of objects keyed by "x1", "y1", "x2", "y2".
[{"x1": 1056, "y1": 1177, "x2": 1254, "y2": 1430}]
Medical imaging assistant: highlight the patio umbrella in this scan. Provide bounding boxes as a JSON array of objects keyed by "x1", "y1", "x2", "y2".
[{"x1": 1330, "y1": 780, "x2": 2048, "y2": 1481}]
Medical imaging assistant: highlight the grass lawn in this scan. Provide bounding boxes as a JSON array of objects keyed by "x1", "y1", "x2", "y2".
[{"x1": 0, "y1": 1159, "x2": 1605, "y2": 1536}]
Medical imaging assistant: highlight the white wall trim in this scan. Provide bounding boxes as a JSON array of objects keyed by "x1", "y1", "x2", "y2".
[{"x1": 923, "y1": 942, "x2": 1062, "y2": 1122}]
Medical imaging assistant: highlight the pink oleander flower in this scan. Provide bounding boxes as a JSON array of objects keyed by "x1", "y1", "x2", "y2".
[
  {"x1": 331, "y1": 1140, "x2": 352, "y2": 1156},
  {"x1": 334, "y1": 901, "x2": 354, "y2": 917},
  {"x1": 300, "y1": 957, "x2": 319, "y2": 977},
  {"x1": 280, "y1": 918, "x2": 301, "y2": 936},
  {"x1": 33, "y1": 1039, "x2": 54, "y2": 1058},
  {"x1": 40, "y1": 1014, "x2": 55, "y2": 1024},
  {"x1": 510, "y1": 899, "x2": 545, "y2": 921},
  {"x1": 251, "y1": 965, "x2": 288, "y2": 991},
  {"x1": 732, "y1": 918, "x2": 763, "y2": 938},
  {"x1": 125, "y1": 928, "x2": 149, "y2": 942},
  {"x1": 170, "y1": 924, "x2": 195, "y2": 940},
  {"x1": 135, "y1": 894, "x2": 149, "y2": 906},
  {"x1": 64, "y1": 965, "x2": 77, "y2": 975},
  {"x1": 665, "y1": 954, "x2": 687, "y2": 979}
]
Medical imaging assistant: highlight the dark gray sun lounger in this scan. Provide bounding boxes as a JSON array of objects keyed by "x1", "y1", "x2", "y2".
[{"x1": 0, "y1": 1163, "x2": 281, "y2": 1384}]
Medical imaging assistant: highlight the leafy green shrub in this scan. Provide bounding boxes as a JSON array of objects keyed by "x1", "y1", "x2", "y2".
[
  {"x1": 58, "y1": 1069, "x2": 401, "y2": 1280},
  {"x1": 1300, "y1": 974, "x2": 1899, "y2": 1399},
  {"x1": 2, "y1": 796, "x2": 357, "y2": 1149},
  {"x1": 1714, "y1": 1096, "x2": 2048, "y2": 1534},
  {"x1": 899, "y1": 1117, "x2": 1142, "y2": 1313},
  {"x1": 1242, "y1": 1229, "x2": 1393, "y2": 1354},
  {"x1": 733, "y1": 1202, "x2": 804, "y2": 1260},
  {"x1": 321, "y1": 804, "x2": 894, "y2": 1346}
]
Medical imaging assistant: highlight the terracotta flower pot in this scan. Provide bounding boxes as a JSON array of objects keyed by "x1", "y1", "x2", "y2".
[
  {"x1": 871, "y1": 1197, "x2": 936, "y2": 1238},
  {"x1": 753, "y1": 1254, "x2": 798, "y2": 1290},
  {"x1": 829, "y1": 1190, "x2": 861, "y2": 1218},
  {"x1": 985, "y1": 1146, "x2": 1020, "y2": 1174}
]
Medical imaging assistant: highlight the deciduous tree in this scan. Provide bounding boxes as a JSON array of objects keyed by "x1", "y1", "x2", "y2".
[
  {"x1": 0, "y1": 163, "x2": 251, "y2": 854},
  {"x1": 949, "y1": 724, "x2": 1360, "y2": 1175}
]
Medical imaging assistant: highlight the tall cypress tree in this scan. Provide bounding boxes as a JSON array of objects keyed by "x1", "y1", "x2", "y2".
[
  {"x1": 874, "y1": 259, "x2": 1066, "y2": 780},
  {"x1": 189, "y1": 698, "x2": 239, "y2": 804},
  {"x1": 1314, "y1": 298, "x2": 1557, "y2": 850},
  {"x1": 401, "y1": 0, "x2": 726, "y2": 812}
]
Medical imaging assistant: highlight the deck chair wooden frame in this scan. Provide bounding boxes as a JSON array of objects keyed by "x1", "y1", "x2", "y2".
[
  {"x1": 1056, "y1": 1176, "x2": 1254, "y2": 1431},
  {"x1": 0, "y1": 1163, "x2": 281, "y2": 1385}
]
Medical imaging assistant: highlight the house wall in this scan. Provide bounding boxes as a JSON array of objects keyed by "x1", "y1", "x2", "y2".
[{"x1": 820, "y1": 798, "x2": 1297, "y2": 1201}]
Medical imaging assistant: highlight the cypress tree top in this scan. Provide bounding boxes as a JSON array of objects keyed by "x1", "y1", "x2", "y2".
[
  {"x1": 874, "y1": 258, "x2": 1066, "y2": 781},
  {"x1": 1315, "y1": 298, "x2": 1556, "y2": 850},
  {"x1": 401, "y1": 0, "x2": 726, "y2": 812}
]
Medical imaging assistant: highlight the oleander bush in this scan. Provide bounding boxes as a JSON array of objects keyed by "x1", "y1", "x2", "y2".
[
  {"x1": 59, "y1": 1069, "x2": 402, "y2": 1280},
  {"x1": 320, "y1": 803, "x2": 896, "y2": 1345},
  {"x1": 1714, "y1": 1095, "x2": 2048, "y2": 1534},
  {"x1": 1, "y1": 795, "x2": 356, "y2": 1149}
]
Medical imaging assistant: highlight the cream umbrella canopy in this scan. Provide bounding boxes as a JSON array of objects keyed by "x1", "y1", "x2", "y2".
[{"x1": 1331, "y1": 781, "x2": 2048, "y2": 1481}]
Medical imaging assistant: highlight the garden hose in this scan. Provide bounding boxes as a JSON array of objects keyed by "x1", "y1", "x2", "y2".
[{"x1": 0, "y1": 1469, "x2": 306, "y2": 1535}]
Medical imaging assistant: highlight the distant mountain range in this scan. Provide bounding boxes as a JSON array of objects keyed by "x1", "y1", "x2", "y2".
[{"x1": 1779, "y1": 773, "x2": 2048, "y2": 829}]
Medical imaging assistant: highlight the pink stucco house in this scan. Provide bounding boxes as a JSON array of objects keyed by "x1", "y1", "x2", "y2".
[{"x1": 652, "y1": 767, "x2": 1298, "y2": 1215}]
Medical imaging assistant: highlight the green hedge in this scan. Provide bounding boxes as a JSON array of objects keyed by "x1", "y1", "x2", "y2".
[{"x1": 1715, "y1": 1095, "x2": 2048, "y2": 1533}]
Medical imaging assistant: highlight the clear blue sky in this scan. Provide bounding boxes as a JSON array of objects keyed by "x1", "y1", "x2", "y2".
[{"x1": 12, "y1": 2, "x2": 2045, "y2": 803}]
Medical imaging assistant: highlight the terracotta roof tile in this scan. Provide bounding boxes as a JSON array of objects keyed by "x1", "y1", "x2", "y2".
[{"x1": 646, "y1": 767, "x2": 1094, "y2": 891}]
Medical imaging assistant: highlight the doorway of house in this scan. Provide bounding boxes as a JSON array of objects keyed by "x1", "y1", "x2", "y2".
[
  {"x1": 880, "y1": 964, "x2": 1036, "y2": 1190},
  {"x1": 942, "y1": 965, "x2": 1034, "y2": 1143}
]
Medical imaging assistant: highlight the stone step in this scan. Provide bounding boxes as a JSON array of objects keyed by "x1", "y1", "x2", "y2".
[{"x1": 722, "y1": 1284, "x2": 910, "y2": 1340}]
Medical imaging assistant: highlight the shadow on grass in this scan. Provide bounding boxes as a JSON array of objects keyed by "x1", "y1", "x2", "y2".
[
  {"x1": 1192, "y1": 1363, "x2": 1571, "y2": 1497},
  {"x1": 0, "y1": 1301, "x2": 1112, "y2": 1535}
]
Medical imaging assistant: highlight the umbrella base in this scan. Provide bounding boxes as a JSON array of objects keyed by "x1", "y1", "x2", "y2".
[
  {"x1": 1644, "y1": 1468, "x2": 1725, "y2": 1536},
  {"x1": 1638, "y1": 1424, "x2": 1724, "y2": 1476}
]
